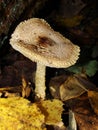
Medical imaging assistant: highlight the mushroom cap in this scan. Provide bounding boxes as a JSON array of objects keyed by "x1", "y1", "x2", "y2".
[{"x1": 10, "y1": 18, "x2": 80, "y2": 68}]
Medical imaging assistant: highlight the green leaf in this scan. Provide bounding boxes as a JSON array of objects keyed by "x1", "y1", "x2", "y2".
[
  {"x1": 67, "y1": 60, "x2": 98, "y2": 77},
  {"x1": 67, "y1": 65, "x2": 82, "y2": 74},
  {"x1": 84, "y1": 60, "x2": 98, "y2": 77}
]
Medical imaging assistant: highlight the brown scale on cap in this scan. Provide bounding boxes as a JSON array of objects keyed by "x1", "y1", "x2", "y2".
[{"x1": 38, "y1": 36, "x2": 54, "y2": 48}]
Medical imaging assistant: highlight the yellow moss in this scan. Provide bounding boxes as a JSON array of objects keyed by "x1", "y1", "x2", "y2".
[
  {"x1": 38, "y1": 99, "x2": 64, "y2": 126},
  {"x1": 0, "y1": 97, "x2": 45, "y2": 130}
]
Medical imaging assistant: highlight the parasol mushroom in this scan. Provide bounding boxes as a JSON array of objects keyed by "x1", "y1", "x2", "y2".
[{"x1": 10, "y1": 18, "x2": 80, "y2": 100}]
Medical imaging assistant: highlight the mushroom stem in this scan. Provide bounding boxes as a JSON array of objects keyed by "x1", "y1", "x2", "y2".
[{"x1": 35, "y1": 63, "x2": 46, "y2": 100}]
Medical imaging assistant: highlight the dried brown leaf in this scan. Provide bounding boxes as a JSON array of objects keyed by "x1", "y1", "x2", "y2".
[
  {"x1": 60, "y1": 75, "x2": 85, "y2": 101},
  {"x1": 65, "y1": 94, "x2": 98, "y2": 130},
  {"x1": 22, "y1": 75, "x2": 32, "y2": 98},
  {"x1": 50, "y1": 75, "x2": 85, "y2": 101},
  {"x1": 88, "y1": 91, "x2": 98, "y2": 115},
  {"x1": 0, "y1": 86, "x2": 21, "y2": 97},
  {"x1": 50, "y1": 75, "x2": 68, "y2": 99},
  {"x1": 75, "y1": 112, "x2": 98, "y2": 130}
]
